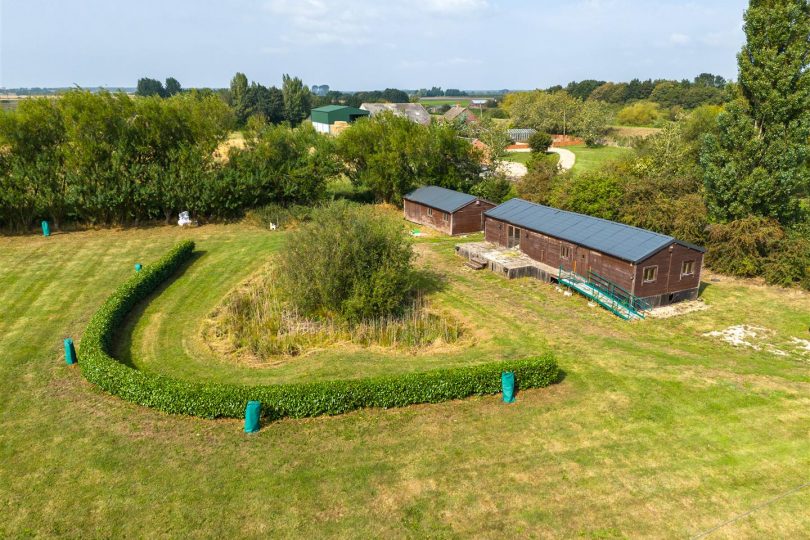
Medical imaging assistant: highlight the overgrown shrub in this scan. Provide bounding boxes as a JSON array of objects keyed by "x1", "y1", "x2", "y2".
[
  {"x1": 616, "y1": 101, "x2": 661, "y2": 126},
  {"x1": 527, "y1": 131, "x2": 553, "y2": 153},
  {"x1": 705, "y1": 217, "x2": 810, "y2": 289},
  {"x1": 79, "y1": 241, "x2": 560, "y2": 419},
  {"x1": 278, "y1": 201, "x2": 415, "y2": 322},
  {"x1": 245, "y1": 203, "x2": 313, "y2": 230}
]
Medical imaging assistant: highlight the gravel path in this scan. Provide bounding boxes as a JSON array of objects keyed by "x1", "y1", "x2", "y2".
[{"x1": 548, "y1": 147, "x2": 576, "y2": 171}]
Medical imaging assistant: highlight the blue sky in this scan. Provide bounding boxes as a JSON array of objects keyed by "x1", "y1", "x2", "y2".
[{"x1": 0, "y1": 0, "x2": 747, "y2": 90}]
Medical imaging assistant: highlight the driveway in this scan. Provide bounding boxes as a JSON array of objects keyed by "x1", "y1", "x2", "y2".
[{"x1": 548, "y1": 147, "x2": 576, "y2": 171}]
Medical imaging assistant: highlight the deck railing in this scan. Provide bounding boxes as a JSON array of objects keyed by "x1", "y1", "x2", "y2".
[{"x1": 558, "y1": 266, "x2": 650, "y2": 319}]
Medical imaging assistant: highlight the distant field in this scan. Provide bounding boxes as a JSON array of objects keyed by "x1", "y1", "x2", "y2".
[
  {"x1": 609, "y1": 125, "x2": 662, "y2": 139},
  {"x1": 566, "y1": 144, "x2": 635, "y2": 175},
  {"x1": 419, "y1": 98, "x2": 472, "y2": 107}
]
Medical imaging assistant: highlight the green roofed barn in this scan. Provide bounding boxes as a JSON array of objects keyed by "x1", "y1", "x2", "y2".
[{"x1": 311, "y1": 105, "x2": 370, "y2": 134}]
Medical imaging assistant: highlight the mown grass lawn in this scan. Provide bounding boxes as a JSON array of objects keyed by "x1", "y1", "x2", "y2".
[
  {"x1": 2, "y1": 223, "x2": 810, "y2": 538},
  {"x1": 566, "y1": 143, "x2": 635, "y2": 175}
]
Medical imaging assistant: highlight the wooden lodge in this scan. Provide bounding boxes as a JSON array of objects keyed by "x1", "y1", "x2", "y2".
[
  {"x1": 477, "y1": 198, "x2": 705, "y2": 308},
  {"x1": 404, "y1": 186, "x2": 495, "y2": 235}
]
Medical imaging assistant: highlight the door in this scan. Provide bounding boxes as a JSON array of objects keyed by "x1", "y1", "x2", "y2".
[
  {"x1": 507, "y1": 225, "x2": 521, "y2": 249},
  {"x1": 575, "y1": 247, "x2": 589, "y2": 276}
]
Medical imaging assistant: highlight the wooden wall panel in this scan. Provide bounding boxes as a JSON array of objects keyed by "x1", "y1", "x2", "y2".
[
  {"x1": 403, "y1": 200, "x2": 452, "y2": 235},
  {"x1": 451, "y1": 200, "x2": 495, "y2": 234}
]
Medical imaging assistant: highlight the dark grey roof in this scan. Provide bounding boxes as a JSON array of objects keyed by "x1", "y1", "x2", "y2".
[
  {"x1": 404, "y1": 186, "x2": 477, "y2": 213},
  {"x1": 485, "y1": 198, "x2": 705, "y2": 263}
]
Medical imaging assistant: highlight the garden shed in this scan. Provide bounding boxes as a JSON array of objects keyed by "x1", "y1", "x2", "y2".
[
  {"x1": 482, "y1": 198, "x2": 705, "y2": 308},
  {"x1": 404, "y1": 186, "x2": 495, "y2": 235}
]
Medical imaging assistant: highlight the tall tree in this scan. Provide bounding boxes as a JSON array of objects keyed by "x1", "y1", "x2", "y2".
[
  {"x1": 282, "y1": 74, "x2": 311, "y2": 126},
  {"x1": 164, "y1": 77, "x2": 182, "y2": 96},
  {"x1": 229, "y1": 72, "x2": 249, "y2": 124},
  {"x1": 136, "y1": 77, "x2": 165, "y2": 97},
  {"x1": 701, "y1": 0, "x2": 810, "y2": 224}
]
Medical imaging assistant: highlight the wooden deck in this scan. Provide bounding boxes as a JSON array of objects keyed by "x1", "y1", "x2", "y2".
[{"x1": 455, "y1": 241, "x2": 559, "y2": 281}]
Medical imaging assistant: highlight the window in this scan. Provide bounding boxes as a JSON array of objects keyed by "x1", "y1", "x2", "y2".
[
  {"x1": 427, "y1": 207, "x2": 433, "y2": 217},
  {"x1": 560, "y1": 245, "x2": 571, "y2": 259},
  {"x1": 681, "y1": 260, "x2": 695, "y2": 276},
  {"x1": 443, "y1": 212, "x2": 449, "y2": 222},
  {"x1": 643, "y1": 266, "x2": 658, "y2": 283}
]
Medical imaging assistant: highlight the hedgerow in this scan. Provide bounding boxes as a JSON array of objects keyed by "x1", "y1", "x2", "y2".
[{"x1": 79, "y1": 241, "x2": 560, "y2": 419}]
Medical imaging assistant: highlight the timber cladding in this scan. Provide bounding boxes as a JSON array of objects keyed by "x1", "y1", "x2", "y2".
[
  {"x1": 404, "y1": 186, "x2": 495, "y2": 235},
  {"x1": 483, "y1": 199, "x2": 706, "y2": 307},
  {"x1": 404, "y1": 199, "x2": 452, "y2": 235}
]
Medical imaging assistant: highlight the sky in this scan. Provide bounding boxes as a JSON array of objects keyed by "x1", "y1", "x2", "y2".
[{"x1": 0, "y1": 0, "x2": 748, "y2": 90}]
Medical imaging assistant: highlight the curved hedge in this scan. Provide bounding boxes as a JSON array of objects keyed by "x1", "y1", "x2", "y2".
[{"x1": 79, "y1": 240, "x2": 560, "y2": 420}]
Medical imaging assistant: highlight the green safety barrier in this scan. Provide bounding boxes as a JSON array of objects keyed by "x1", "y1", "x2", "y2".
[
  {"x1": 501, "y1": 371, "x2": 515, "y2": 403},
  {"x1": 244, "y1": 401, "x2": 261, "y2": 433},
  {"x1": 64, "y1": 338, "x2": 77, "y2": 365}
]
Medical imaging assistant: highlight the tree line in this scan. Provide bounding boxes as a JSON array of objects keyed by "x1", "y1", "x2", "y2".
[
  {"x1": 557, "y1": 73, "x2": 728, "y2": 109},
  {"x1": 0, "y1": 91, "x2": 483, "y2": 231}
]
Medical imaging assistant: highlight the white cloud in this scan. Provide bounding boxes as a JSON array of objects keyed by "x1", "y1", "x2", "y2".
[
  {"x1": 669, "y1": 32, "x2": 691, "y2": 45},
  {"x1": 420, "y1": 0, "x2": 489, "y2": 13}
]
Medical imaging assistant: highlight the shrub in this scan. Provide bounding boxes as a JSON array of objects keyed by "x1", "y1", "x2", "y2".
[
  {"x1": 705, "y1": 217, "x2": 784, "y2": 277},
  {"x1": 470, "y1": 175, "x2": 514, "y2": 204},
  {"x1": 278, "y1": 201, "x2": 414, "y2": 322},
  {"x1": 706, "y1": 218, "x2": 810, "y2": 289},
  {"x1": 79, "y1": 241, "x2": 560, "y2": 419},
  {"x1": 516, "y1": 154, "x2": 562, "y2": 205},
  {"x1": 616, "y1": 101, "x2": 661, "y2": 126},
  {"x1": 245, "y1": 203, "x2": 313, "y2": 230},
  {"x1": 527, "y1": 131, "x2": 553, "y2": 153}
]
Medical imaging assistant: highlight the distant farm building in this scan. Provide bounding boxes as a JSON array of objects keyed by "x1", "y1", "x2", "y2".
[
  {"x1": 311, "y1": 105, "x2": 370, "y2": 134},
  {"x1": 443, "y1": 105, "x2": 477, "y2": 124},
  {"x1": 404, "y1": 186, "x2": 495, "y2": 235},
  {"x1": 360, "y1": 103, "x2": 431, "y2": 125},
  {"x1": 507, "y1": 128, "x2": 537, "y2": 143},
  {"x1": 457, "y1": 198, "x2": 705, "y2": 316}
]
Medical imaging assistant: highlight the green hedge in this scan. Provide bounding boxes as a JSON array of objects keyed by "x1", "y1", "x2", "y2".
[{"x1": 79, "y1": 240, "x2": 560, "y2": 419}]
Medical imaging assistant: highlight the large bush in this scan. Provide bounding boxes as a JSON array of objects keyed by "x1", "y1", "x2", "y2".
[
  {"x1": 278, "y1": 201, "x2": 415, "y2": 322},
  {"x1": 79, "y1": 241, "x2": 560, "y2": 419},
  {"x1": 335, "y1": 112, "x2": 482, "y2": 203},
  {"x1": 616, "y1": 101, "x2": 661, "y2": 126}
]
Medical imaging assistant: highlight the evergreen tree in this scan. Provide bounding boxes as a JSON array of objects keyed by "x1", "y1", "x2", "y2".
[
  {"x1": 701, "y1": 0, "x2": 809, "y2": 224},
  {"x1": 229, "y1": 72, "x2": 249, "y2": 124},
  {"x1": 282, "y1": 74, "x2": 311, "y2": 126}
]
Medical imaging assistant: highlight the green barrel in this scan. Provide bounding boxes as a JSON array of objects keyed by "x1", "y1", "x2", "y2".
[
  {"x1": 64, "y1": 338, "x2": 77, "y2": 365},
  {"x1": 244, "y1": 401, "x2": 261, "y2": 433},
  {"x1": 501, "y1": 371, "x2": 515, "y2": 403},
  {"x1": 41, "y1": 221, "x2": 50, "y2": 237},
  {"x1": 134, "y1": 263, "x2": 142, "y2": 272}
]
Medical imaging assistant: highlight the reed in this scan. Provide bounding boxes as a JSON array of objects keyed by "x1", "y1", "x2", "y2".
[{"x1": 212, "y1": 270, "x2": 462, "y2": 358}]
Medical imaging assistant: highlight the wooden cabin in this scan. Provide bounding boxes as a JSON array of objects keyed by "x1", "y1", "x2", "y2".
[
  {"x1": 483, "y1": 198, "x2": 705, "y2": 307},
  {"x1": 404, "y1": 186, "x2": 495, "y2": 235}
]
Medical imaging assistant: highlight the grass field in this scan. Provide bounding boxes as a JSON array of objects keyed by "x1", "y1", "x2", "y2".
[
  {"x1": 418, "y1": 98, "x2": 475, "y2": 107},
  {"x1": 2, "y1": 223, "x2": 810, "y2": 537},
  {"x1": 566, "y1": 144, "x2": 635, "y2": 175}
]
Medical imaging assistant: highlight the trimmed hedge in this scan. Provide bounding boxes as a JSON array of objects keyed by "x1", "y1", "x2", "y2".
[{"x1": 79, "y1": 240, "x2": 560, "y2": 419}]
